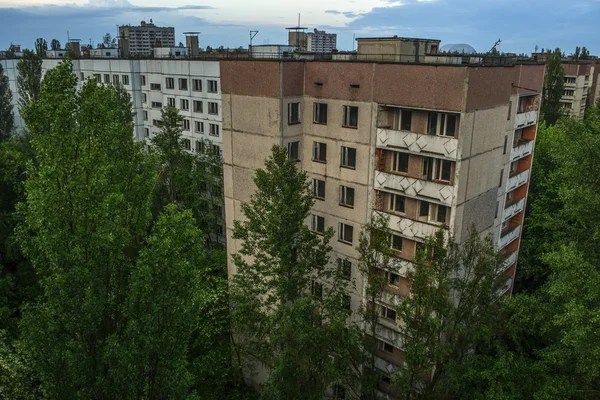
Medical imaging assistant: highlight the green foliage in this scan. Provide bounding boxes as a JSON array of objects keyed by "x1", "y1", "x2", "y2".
[
  {"x1": 0, "y1": 63, "x2": 14, "y2": 140},
  {"x1": 230, "y1": 145, "x2": 357, "y2": 399},
  {"x1": 394, "y1": 229, "x2": 507, "y2": 399},
  {"x1": 34, "y1": 38, "x2": 47, "y2": 57},
  {"x1": 540, "y1": 48, "x2": 565, "y2": 126},
  {"x1": 50, "y1": 39, "x2": 60, "y2": 51},
  {"x1": 16, "y1": 50, "x2": 42, "y2": 109}
]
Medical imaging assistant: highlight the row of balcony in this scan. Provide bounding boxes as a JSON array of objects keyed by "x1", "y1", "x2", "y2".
[
  {"x1": 506, "y1": 169, "x2": 529, "y2": 192},
  {"x1": 376, "y1": 128, "x2": 458, "y2": 160},
  {"x1": 502, "y1": 198, "x2": 525, "y2": 223},
  {"x1": 374, "y1": 210, "x2": 444, "y2": 242},
  {"x1": 498, "y1": 225, "x2": 521, "y2": 249},
  {"x1": 510, "y1": 140, "x2": 534, "y2": 162},
  {"x1": 375, "y1": 171, "x2": 455, "y2": 207},
  {"x1": 515, "y1": 110, "x2": 537, "y2": 129}
]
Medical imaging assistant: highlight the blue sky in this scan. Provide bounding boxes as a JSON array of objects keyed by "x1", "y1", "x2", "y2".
[{"x1": 0, "y1": 0, "x2": 598, "y2": 54}]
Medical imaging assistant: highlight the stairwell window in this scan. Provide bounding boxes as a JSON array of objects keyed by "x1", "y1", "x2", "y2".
[
  {"x1": 150, "y1": 83, "x2": 161, "y2": 90},
  {"x1": 392, "y1": 151, "x2": 409, "y2": 174},
  {"x1": 287, "y1": 141, "x2": 299, "y2": 160},
  {"x1": 142, "y1": 93, "x2": 147, "y2": 103},
  {"x1": 339, "y1": 185, "x2": 355, "y2": 208},
  {"x1": 141, "y1": 75, "x2": 146, "y2": 86},
  {"x1": 152, "y1": 101, "x2": 163, "y2": 109},
  {"x1": 342, "y1": 105, "x2": 358, "y2": 128},
  {"x1": 313, "y1": 103, "x2": 328, "y2": 124},
  {"x1": 288, "y1": 102, "x2": 300, "y2": 124},
  {"x1": 340, "y1": 146, "x2": 356, "y2": 169},
  {"x1": 389, "y1": 194, "x2": 405, "y2": 214},
  {"x1": 311, "y1": 215, "x2": 325, "y2": 234},
  {"x1": 338, "y1": 223, "x2": 354, "y2": 244},
  {"x1": 313, "y1": 179, "x2": 325, "y2": 199},
  {"x1": 312, "y1": 142, "x2": 327, "y2": 162}
]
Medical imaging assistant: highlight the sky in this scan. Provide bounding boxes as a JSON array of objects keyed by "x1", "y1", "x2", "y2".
[{"x1": 0, "y1": 0, "x2": 598, "y2": 55}]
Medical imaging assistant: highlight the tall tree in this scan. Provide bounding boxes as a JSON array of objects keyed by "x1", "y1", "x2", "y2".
[
  {"x1": 540, "y1": 48, "x2": 565, "y2": 126},
  {"x1": 34, "y1": 38, "x2": 47, "y2": 57},
  {"x1": 0, "y1": 63, "x2": 14, "y2": 141},
  {"x1": 394, "y1": 229, "x2": 507, "y2": 399},
  {"x1": 50, "y1": 39, "x2": 60, "y2": 50},
  {"x1": 16, "y1": 50, "x2": 42, "y2": 109},
  {"x1": 230, "y1": 145, "x2": 357, "y2": 399},
  {"x1": 101, "y1": 33, "x2": 116, "y2": 49}
]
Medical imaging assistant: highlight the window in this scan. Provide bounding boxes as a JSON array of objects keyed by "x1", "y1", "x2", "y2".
[
  {"x1": 122, "y1": 75, "x2": 129, "y2": 85},
  {"x1": 141, "y1": 75, "x2": 146, "y2": 86},
  {"x1": 507, "y1": 100, "x2": 512, "y2": 120},
  {"x1": 80, "y1": 72, "x2": 84, "y2": 81},
  {"x1": 342, "y1": 105, "x2": 358, "y2": 128},
  {"x1": 104, "y1": 74, "x2": 110, "y2": 83},
  {"x1": 152, "y1": 119, "x2": 161, "y2": 126},
  {"x1": 150, "y1": 83, "x2": 161, "y2": 90},
  {"x1": 311, "y1": 215, "x2": 325, "y2": 234},
  {"x1": 179, "y1": 78, "x2": 188, "y2": 90},
  {"x1": 208, "y1": 80, "x2": 218, "y2": 93},
  {"x1": 433, "y1": 159, "x2": 452, "y2": 182},
  {"x1": 391, "y1": 234, "x2": 403, "y2": 251},
  {"x1": 142, "y1": 93, "x2": 147, "y2": 103},
  {"x1": 503, "y1": 135, "x2": 508, "y2": 154},
  {"x1": 379, "y1": 304, "x2": 397, "y2": 320},
  {"x1": 182, "y1": 138, "x2": 191, "y2": 150},
  {"x1": 313, "y1": 103, "x2": 328, "y2": 124},
  {"x1": 167, "y1": 97, "x2": 175, "y2": 107},
  {"x1": 380, "y1": 375, "x2": 392, "y2": 385},
  {"x1": 428, "y1": 112, "x2": 457, "y2": 137},
  {"x1": 445, "y1": 114, "x2": 456, "y2": 137},
  {"x1": 94, "y1": 73, "x2": 101, "y2": 81},
  {"x1": 144, "y1": 127, "x2": 149, "y2": 137},
  {"x1": 419, "y1": 201, "x2": 430, "y2": 221},
  {"x1": 192, "y1": 79, "x2": 202, "y2": 91},
  {"x1": 195, "y1": 121, "x2": 204, "y2": 133},
  {"x1": 342, "y1": 294, "x2": 351, "y2": 311},
  {"x1": 378, "y1": 340, "x2": 395, "y2": 354},
  {"x1": 166, "y1": 77, "x2": 175, "y2": 89},
  {"x1": 389, "y1": 194, "x2": 405, "y2": 213},
  {"x1": 312, "y1": 142, "x2": 327, "y2": 162},
  {"x1": 313, "y1": 179, "x2": 325, "y2": 199},
  {"x1": 208, "y1": 102, "x2": 218, "y2": 115},
  {"x1": 288, "y1": 102, "x2": 300, "y2": 124},
  {"x1": 400, "y1": 109, "x2": 412, "y2": 131},
  {"x1": 311, "y1": 280, "x2": 323, "y2": 298},
  {"x1": 143, "y1": 111, "x2": 148, "y2": 121},
  {"x1": 337, "y1": 258, "x2": 352, "y2": 280},
  {"x1": 340, "y1": 147, "x2": 356, "y2": 169},
  {"x1": 182, "y1": 119, "x2": 190, "y2": 131},
  {"x1": 432, "y1": 204, "x2": 448, "y2": 224},
  {"x1": 339, "y1": 186, "x2": 355, "y2": 207},
  {"x1": 338, "y1": 223, "x2": 354, "y2": 244},
  {"x1": 180, "y1": 99, "x2": 189, "y2": 110},
  {"x1": 564, "y1": 90, "x2": 574, "y2": 96},
  {"x1": 193, "y1": 100, "x2": 203, "y2": 113},
  {"x1": 392, "y1": 151, "x2": 409, "y2": 173},
  {"x1": 510, "y1": 161, "x2": 518, "y2": 174},
  {"x1": 152, "y1": 101, "x2": 163, "y2": 109},
  {"x1": 506, "y1": 189, "x2": 514, "y2": 203},
  {"x1": 427, "y1": 112, "x2": 438, "y2": 135},
  {"x1": 195, "y1": 140, "x2": 205, "y2": 153},
  {"x1": 209, "y1": 124, "x2": 219, "y2": 137},
  {"x1": 287, "y1": 141, "x2": 299, "y2": 160},
  {"x1": 384, "y1": 270, "x2": 400, "y2": 286}
]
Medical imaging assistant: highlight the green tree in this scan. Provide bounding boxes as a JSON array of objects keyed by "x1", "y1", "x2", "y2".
[
  {"x1": 17, "y1": 59, "x2": 157, "y2": 398},
  {"x1": 50, "y1": 39, "x2": 60, "y2": 50},
  {"x1": 0, "y1": 63, "x2": 14, "y2": 141},
  {"x1": 16, "y1": 49, "x2": 42, "y2": 109},
  {"x1": 540, "y1": 48, "x2": 564, "y2": 125},
  {"x1": 394, "y1": 229, "x2": 508, "y2": 399},
  {"x1": 34, "y1": 38, "x2": 47, "y2": 56},
  {"x1": 101, "y1": 33, "x2": 116, "y2": 49},
  {"x1": 230, "y1": 145, "x2": 356, "y2": 399}
]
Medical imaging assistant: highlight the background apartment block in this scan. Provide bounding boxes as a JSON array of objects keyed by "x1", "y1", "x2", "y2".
[
  {"x1": 118, "y1": 20, "x2": 175, "y2": 57},
  {"x1": 560, "y1": 62, "x2": 595, "y2": 118},
  {"x1": 221, "y1": 59, "x2": 544, "y2": 395},
  {"x1": 288, "y1": 28, "x2": 337, "y2": 53}
]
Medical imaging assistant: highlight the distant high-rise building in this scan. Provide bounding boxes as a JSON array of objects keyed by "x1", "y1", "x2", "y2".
[
  {"x1": 288, "y1": 28, "x2": 337, "y2": 53},
  {"x1": 560, "y1": 62, "x2": 596, "y2": 119},
  {"x1": 119, "y1": 20, "x2": 175, "y2": 57}
]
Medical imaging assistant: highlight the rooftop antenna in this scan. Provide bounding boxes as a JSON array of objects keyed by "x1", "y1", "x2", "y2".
[
  {"x1": 249, "y1": 30, "x2": 259, "y2": 57},
  {"x1": 352, "y1": 33, "x2": 355, "y2": 52},
  {"x1": 488, "y1": 38, "x2": 501, "y2": 54}
]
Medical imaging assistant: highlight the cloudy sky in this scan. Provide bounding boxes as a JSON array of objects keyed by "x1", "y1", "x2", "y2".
[{"x1": 0, "y1": 0, "x2": 598, "y2": 54}]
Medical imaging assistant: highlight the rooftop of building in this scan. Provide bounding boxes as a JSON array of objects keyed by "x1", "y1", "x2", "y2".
[{"x1": 356, "y1": 36, "x2": 441, "y2": 42}]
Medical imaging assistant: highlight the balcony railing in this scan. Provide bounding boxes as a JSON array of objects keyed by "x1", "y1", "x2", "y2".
[
  {"x1": 503, "y1": 251, "x2": 517, "y2": 271},
  {"x1": 502, "y1": 198, "x2": 525, "y2": 222},
  {"x1": 376, "y1": 211, "x2": 443, "y2": 241},
  {"x1": 498, "y1": 225, "x2": 521, "y2": 248},
  {"x1": 375, "y1": 171, "x2": 455, "y2": 207},
  {"x1": 375, "y1": 356, "x2": 401, "y2": 375},
  {"x1": 376, "y1": 128, "x2": 458, "y2": 159},
  {"x1": 506, "y1": 169, "x2": 529, "y2": 192},
  {"x1": 510, "y1": 140, "x2": 534, "y2": 162},
  {"x1": 497, "y1": 277, "x2": 514, "y2": 295},
  {"x1": 515, "y1": 110, "x2": 537, "y2": 129}
]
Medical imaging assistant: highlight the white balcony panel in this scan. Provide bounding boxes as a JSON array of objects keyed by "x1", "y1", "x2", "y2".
[
  {"x1": 503, "y1": 251, "x2": 517, "y2": 271},
  {"x1": 375, "y1": 171, "x2": 454, "y2": 207},
  {"x1": 375, "y1": 356, "x2": 401, "y2": 375},
  {"x1": 514, "y1": 110, "x2": 537, "y2": 129},
  {"x1": 510, "y1": 140, "x2": 534, "y2": 162},
  {"x1": 377, "y1": 128, "x2": 458, "y2": 159},
  {"x1": 502, "y1": 198, "x2": 525, "y2": 222},
  {"x1": 497, "y1": 277, "x2": 514, "y2": 295},
  {"x1": 375, "y1": 323, "x2": 401, "y2": 345},
  {"x1": 377, "y1": 211, "x2": 442, "y2": 241},
  {"x1": 498, "y1": 226, "x2": 521, "y2": 249},
  {"x1": 506, "y1": 169, "x2": 529, "y2": 192}
]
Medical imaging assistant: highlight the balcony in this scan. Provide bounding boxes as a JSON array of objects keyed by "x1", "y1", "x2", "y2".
[
  {"x1": 503, "y1": 251, "x2": 517, "y2": 271},
  {"x1": 376, "y1": 211, "x2": 443, "y2": 241},
  {"x1": 375, "y1": 356, "x2": 401, "y2": 375},
  {"x1": 514, "y1": 110, "x2": 537, "y2": 129},
  {"x1": 376, "y1": 128, "x2": 458, "y2": 160},
  {"x1": 497, "y1": 277, "x2": 514, "y2": 295},
  {"x1": 506, "y1": 169, "x2": 529, "y2": 192},
  {"x1": 510, "y1": 140, "x2": 534, "y2": 162},
  {"x1": 375, "y1": 171, "x2": 455, "y2": 207},
  {"x1": 498, "y1": 225, "x2": 521, "y2": 249},
  {"x1": 502, "y1": 198, "x2": 525, "y2": 222}
]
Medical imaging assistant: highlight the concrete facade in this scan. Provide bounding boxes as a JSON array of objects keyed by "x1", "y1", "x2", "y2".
[
  {"x1": 560, "y1": 62, "x2": 595, "y2": 118},
  {"x1": 357, "y1": 37, "x2": 441, "y2": 63},
  {"x1": 118, "y1": 21, "x2": 175, "y2": 57},
  {"x1": 220, "y1": 59, "x2": 544, "y2": 396}
]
